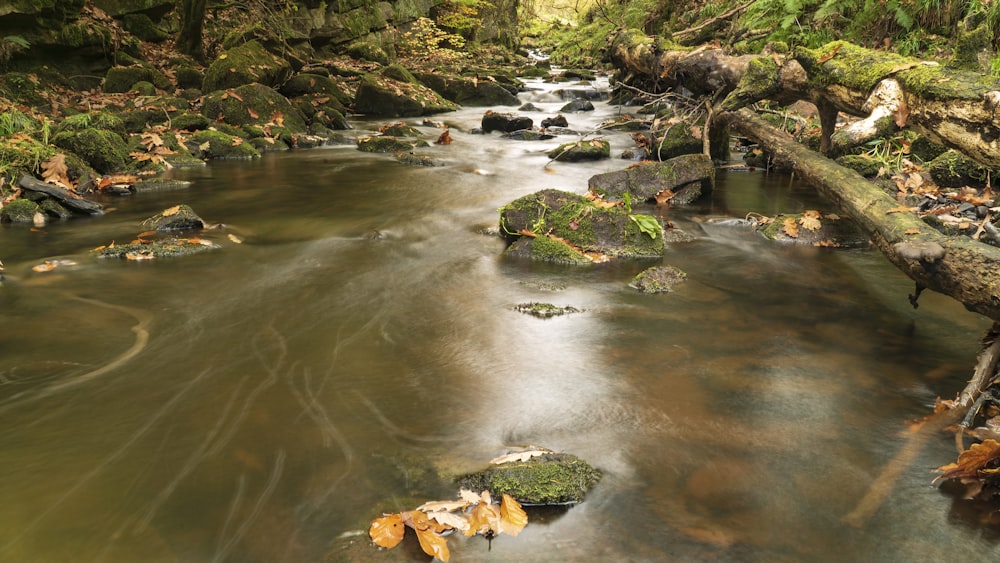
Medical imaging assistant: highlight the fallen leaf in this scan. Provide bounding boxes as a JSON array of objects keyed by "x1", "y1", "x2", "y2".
[
  {"x1": 435, "y1": 129, "x2": 452, "y2": 145},
  {"x1": 162, "y1": 205, "x2": 181, "y2": 216},
  {"x1": 416, "y1": 500, "x2": 469, "y2": 512},
  {"x1": 464, "y1": 496, "x2": 501, "y2": 537},
  {"x1": 499, "y1": 494, "x2": 527, "y2": 536},
  {"x1": 125, "y1": 251, "x2": 155, "y2": 261},
  {"x1": 227, "y1": 89, "x2": 244, "y2": 102},
  {"x1": 935, "y1": 439, "x2": 1000, "y2": 482},
  {"x1": 782, "y1": 216, "x2": 799, "y2": 238},
  {"x1": 428, "y1": 511, "x2": 470, "y2": 532},
  {"x1": 247, "y1": 107, "x2": 259, "y2": 119},
  {"x1": 41, "y1": 153, "x2": 71, "y2": 188},
  {"x1": 368, "y1": 514, "x2": 405, "y2": 549},
  {"x1": 894, "y1": 96, "x2": 909, "y2": 128},
  {"x1": 817, "y1": 44, "x2": 842, "y2": 64},
  {"x1": 904, "y1": 228, "x2": 921, "y2": 235},
  {"x1": 228, "y1": 234, "x2": 243, "y2": 244},
  {"x1": 490, "y1": 449, "x2": 552, "y2": 465},
  {"x1": 799, "y1": 210, "x2": 822, "y2": 231},
  {"x1": 886, "y1": 206, "x2": 918, "y2": 214},
  {"x1": 655, "y1": 189, "x2": 675, "y2": 206}
]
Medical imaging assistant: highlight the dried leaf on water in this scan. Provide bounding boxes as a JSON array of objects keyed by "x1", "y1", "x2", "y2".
[
  {"x1": 499, "y1": 494, "x2": 527, "y2": 536},
  {"x1": 369, "y1": 513, "x2": 405, "y2": 549},
  {"x1": 935, "y1": 439, "x2": 1000, "y2": 483}
]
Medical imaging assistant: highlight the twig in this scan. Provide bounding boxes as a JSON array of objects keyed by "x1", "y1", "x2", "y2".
[
  {"x1": 672, "y1": 0, "x2": 757, "y2": 39},
  {"x1": 959, "y1": 323, "x2": 1000, "y2": 408}
]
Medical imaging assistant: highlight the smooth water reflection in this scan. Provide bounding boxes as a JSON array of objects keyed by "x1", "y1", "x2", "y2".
[{"x1": 0, "y1": 84, "x2": 996, "y2": 562}]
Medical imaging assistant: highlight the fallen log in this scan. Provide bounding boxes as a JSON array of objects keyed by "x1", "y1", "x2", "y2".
[
  {"x1": 718, "y1": 107, "x2": 1000, "y2": 323},
  {"x1": 18, "y1": 174, "x2": 103, "y2": 215}
]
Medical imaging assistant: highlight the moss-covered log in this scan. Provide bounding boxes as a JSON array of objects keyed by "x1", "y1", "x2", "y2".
[{"x1": 719, "y1": 107, "x2": 1000, "y2": 322}]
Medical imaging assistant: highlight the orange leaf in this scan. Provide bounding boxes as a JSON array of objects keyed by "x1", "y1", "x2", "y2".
[
  {"x1": 499, "y1": 494, "x2": 527, "y2": 536},
  {"x1": 227, "y1": 89, "x2": 244, "y2": 102},
  {"x1": 904, "y1": 228, "x2": 921, "y2": 235},
  {"x1": 799, "y1": 210, "x2": 822, "y2": 231},
  {"x1": 162, "y1": 205, "x2": 181, "y2": 216},
  {"x1": 404, "y1": 511, "x2": 451, "y2": 561},
  {"x1": 817, "y1": 44, "x2": 842, "y2": 64},
  {"x1": 247, "y1": 107, "x2": 259, "y2": 119},
  {"x1": 782, "y1": 216, "x2": 799, "y2": 238},
  {"x1": 368, "y1": 513, "x2": 405, "y2": 549},
  {"x1": 435, "y1": 130, "x2": 452, "y2": 145},
  {"x1": 935, "y1": 439, "x2": 1000, "y2": 482},
  {"x1": 41, "y1": 153, "x2": 71, "y2": 188},
  {"x1": 886, "y1": 206, "x2": 918, "y2": 214}
]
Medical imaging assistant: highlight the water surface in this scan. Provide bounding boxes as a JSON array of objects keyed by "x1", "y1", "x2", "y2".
[{"x1": 0, "y1": 79, "x2": 995, "y2": 562}]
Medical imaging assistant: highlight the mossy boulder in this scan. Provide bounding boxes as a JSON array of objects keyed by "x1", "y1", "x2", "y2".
[
  {"x1": 202, "y1": 40, "x2": 293, "y2": 93},
  {"x1": 103, "y1": 64, "x2": 171, "y2": 93},
  {"x1": 378, "y1": 122, "x2": 422, "y2": 137},
  {"x1": 548, "y1": 139, "x2": 611, "y2": 162},
  {"x1": 201, "y1": 83, "x2": 308, "y2": 136},
  {"x1": 588, "y1": 154, "x2": 715, "y2": 204},
  {"x1": 97, "y1": 237, "x2": 219, "y2": 259},
  {"x1": 187, "y1": 130, "x2": 260, "y2": 160},
  {"x1": 56, "y1": 111, "x2": 126, "y2": 139},
  {"x1": 499, "y1": 189, "x2": 664, "y2": 259},
  {"x1": 353, "y1": 74, "x2": 458, "y2": 117},
  {"x1": 172, "y1": 112, "x2": 211, "y2": 131},
  {"x1": 630, "y1": 265, "x2": 687, "y2": 293},
  {"x1": 174, "y1": 64, "x2": 204, "y2": 89},
  {"x1": 456, "y1": 453, "x2": 601, "y2": 505},
  {"x1": 503, "y1": 236, "x2": 593, "y2": 264},
  {"x1": 294, "y1": 95, "x2": 349, "y2": 131},
  {"x1": 0, "y1": 73, "x2": 49, "y2": 107},
  {"x1": 141, "y1": 204, "x2": 206, "y2": 232},
  {"x1": 52, "y1": 129, "x2": 129, "y2": 174},
  {"x1": 279, "y1": 73, "x2": 352, "y2": 108},
  {"x1": 413, "y1": 72, "x2": 520, "y2": 106},
  {"x1": 120, "y1": 12, "x2": 168, "y2": 42},
  {"x1": 928, "y1": 149, "x2": 991, "y2": 188},
  {"x1": 1, "y1": 199, "x2": 41, "y2": 223},
  {"x1": 356, "y1": 135, "x2": 416, "y2": 153},
  {"x1": 638, "y1": 126, "x2": 703, "y2": 161},
  {"x1": 482, "y1": 111, "x2": 533, "y2": 133},
  {"x1": 113, "y1": 96, "x2": 191, "y2": 133}
]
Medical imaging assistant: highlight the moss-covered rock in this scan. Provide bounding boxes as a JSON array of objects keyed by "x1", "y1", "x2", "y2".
[
  {"x1": 638, "y1": 125, "x2": 703, "y2": 161},
  {"x1": 174, "y1": 64, "x2": 204, "y2": 90},
  {"x1": 279, "y1": 73, "x2": 352, "y2": 108},
  {"x1": 345, "y1": 37, "x2": 394, "y2": 65},
  {"x1": 187, "y1": 130, "x2": 261, "y2": 160},
  {"x1": 499, "y1": 189, "x2": 664, "y2": 259},
  {"x1": 413, "y1": 72, "x2": 520, "y2": 106},
  {"x1": 103, "y1": 64, "x2": 171, "y2": 93},
  {"x1": 928, "y1": 149, "x2": 991, "y2": 188},
  {"x1": 56, "y1": 111, "x2": 126, "y2": 139},
  {"x1": 503, "y1": 236, "x2": 593, "y2": 264},
  {"x1": 588, "y1": 154, "x2": 715, "y2": 203},
  {"x1": 378, "y1": 122, "x2": 422, "y2": 137},
  {"x1": 97, "y1": 237, "x2": 219, "y2": 259},
  {"x1": 0, "y1": 198, "x2": 41, "y2": 223},
  {"x1": 294, "y1": 95, "x2": 349, "y2": 131},
  {"x1": 456, "y1": 453, "x2": 601, "y2": 505},
  {"x1": 113, "y1": 96, "x2": 191, "y2": 133},
  {"x1": 835, "y1": 154, "x2": 882, "y2": 178},
  {"x1": 201, "y1": 83, "x2": 308, "y2": 136},
  {"x1": 140, "y1": 204, "x2": 205, "y2": 232},
  {"x1": 356, "y1": 135, "x2": 415, "y2": 153},
  {"x1": 512, "y1": 301, "x2": 582, "y2": 317},
  {"x1": 630, "y1": 265, "x2": 687, "y2": 293},
  {"x1": 547, "y1": 139, "x2": 610, "y2": 162},
  {"x1": 353, "y1": 74, "x2": 458, "y2": 117},
  {"x1": 172, "y1": 112, "x2": 211, "y2": 131},
  {"x1": 52, "y1": 129, "x2": 129, "y2": 174},
  {"x1": 202, "y1": 39, "x2": 293, "y2": 93}
]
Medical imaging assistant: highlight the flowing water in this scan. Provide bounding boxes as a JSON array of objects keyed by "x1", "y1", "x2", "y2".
[{"x1": 1, "y1": 78, "x2": 997, "y2": 562}]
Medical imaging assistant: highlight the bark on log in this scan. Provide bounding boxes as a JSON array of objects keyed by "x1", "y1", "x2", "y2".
[
  {"x1": 719, "y1": 108, "x2": 1000, "y2": 322},
  {"x1": 610, "y1": 32, "x2": 1000, "y2": 168},
  {"x1": 18, "y1": 174, "x2": 103, "y2": 215}
]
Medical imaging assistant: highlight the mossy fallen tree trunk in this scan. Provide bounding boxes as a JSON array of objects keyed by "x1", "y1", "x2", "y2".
[
  {"x1": 610, "y1": 31, "x2": 1000, "y2": 168},
  {"x1": 719, "y1": 107, "x2": 1000, "y2": 322}
]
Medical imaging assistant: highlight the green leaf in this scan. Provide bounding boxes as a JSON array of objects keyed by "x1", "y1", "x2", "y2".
[
  {"x1": 3, "y1": 35, "x2": 30, "y2": 49},
  {"x1": 629, "y1": 214, "x2": 660, "y2": 240}
]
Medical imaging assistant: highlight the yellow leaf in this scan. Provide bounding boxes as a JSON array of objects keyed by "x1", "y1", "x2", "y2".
[
  {"x1": 413, "y1": 526, "x2": 450, "y2": 562},
  {"x1": 199, "y1": 141, "x2": 211, "y2": 152},
  {"x1": 368, "y1": 513, "x2": 404, "y2": 549},
  {"x1": 490, "y1": 449, "x2": 552, "y2": 465},
  {"x1": 499, "y1": 494, "x2": 527, "y2": 536},
  {"x1": 162, "y1": 205, "x2": 181, "y2": 216},
  {"x1": 904, "y1": 228, "x2": 921, "y2": 235},
  {"x1": 228, "y1": 234, "x2": 243, "y2": 244},
  {"x1": 219, "y1": 53, "x2": 228, "y2": 59},
  {"x1": 125, "y1": 251, "x2": 155, "y2": 261}
]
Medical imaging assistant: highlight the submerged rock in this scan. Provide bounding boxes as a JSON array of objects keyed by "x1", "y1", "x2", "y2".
[
  {"x1": 630, "y1": 265, "x2": 688, "y2": 294},
  {"x1": 512, "y1": 302, "x2": 581, "y2": 318},
  {"x1": 456, "y1": 451, "x2": 602, "y2": 505}
]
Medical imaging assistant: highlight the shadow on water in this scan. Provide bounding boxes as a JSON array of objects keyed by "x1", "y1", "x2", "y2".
[{"x1": 0, "y1": 79, "x2": 998, "y2": 561}]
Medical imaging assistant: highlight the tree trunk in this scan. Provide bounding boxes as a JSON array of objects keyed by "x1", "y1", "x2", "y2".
[
  {"x1": 718, "y1": 108, "x2": 1000, "y2": 322},
  {"x1": 176, "y1": 0, "x2": 207, "y2": 61}
]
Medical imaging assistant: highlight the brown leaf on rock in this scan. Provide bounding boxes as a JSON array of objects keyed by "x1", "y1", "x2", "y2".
[
  {"x1": 817, "y1": 44, "x2": 842, "y2": 64},
  {"x1": 369, "y1": 513, "x2": 405, "y2": 549},
  {"x1": 162, "y1": 205, "x2": 181, "y2": 217},
  {"x1": 799, "y1": 210, "x2": 822, "y2": 231},
  {"x1": 247, "y1": 107, "x2": 259, "y2": 119},
  {"x1": 655, "y1": 189, "x2": 675, "y2": 206},
  {"x1": 782, "y1": 216, "x2": 799, "y2": 238},
  {"x1": 41, "y1": 153, "x2": 71, "y2": 188}
]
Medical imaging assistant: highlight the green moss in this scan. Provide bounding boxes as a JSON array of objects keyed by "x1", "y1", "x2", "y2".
[
  {"x1": 456, "y1": 454, "x2": 602, "y2": 505},
  {"x1": 526, "y1": 235, "x2": 592, "y2": 264},
  {"x1": 0, "y1": 198, "x2": 40, "y2": 223},
  {"x1": 52, "y1": 129, "x2": 128, "y2": 174},
  {"x1": 172, "y1": 112, "x2": 210, "y2": 131},
  {"x1": 356, "y1": 135, "x2": 415, "y2": 153},
  {"x1": 189, "y1": 130, "x2": 261, "y2": 160},
  {"x1": 103, "y1": 65, "x2": 171, "y2": 94},
  {"x1": 201, "y1": 83, "x2": 308, "y2": 134},
  {"x1": 381, "y1": 63, "x2": 417, "y2": 84},
  {"x1": 98, "y1": 238, "x2": 219, "y2": 259},
  {"x1": 202, "y1": 40, "x2": 293, "y2": 93},
  {"x1": 547, "y1": 139, "x2": 610, "y2": 162},
  {"x1": 56, "y1": 112, "x2": 126, "y2": 139}
]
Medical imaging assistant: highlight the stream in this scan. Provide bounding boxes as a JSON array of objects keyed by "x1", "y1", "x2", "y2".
[{"x1": 1, "y1": 77, "x2": 997, "y2": 562}]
